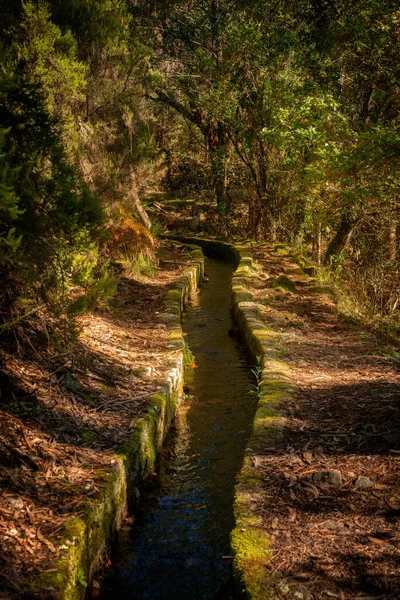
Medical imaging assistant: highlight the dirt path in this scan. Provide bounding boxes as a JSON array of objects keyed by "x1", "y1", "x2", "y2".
[
  {"x1": 0, "y1": 240, "x2": 195, "y2": 596},
  {"x1": 249, "y1": 245, "x2": 400, "y2": 599},
  {"x1": 1, "y1": 237, "x2": 399, "y2": 599}
]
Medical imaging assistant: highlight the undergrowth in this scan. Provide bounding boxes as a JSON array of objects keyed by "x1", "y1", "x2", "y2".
[
  {"x1": 312, "y1": 265, "x2": 400, "y2": 345},
  {"x1": 285, "y1": 233, "x2": 400, "y2": 346},
  {"x1": 250, "y1": 357, "x2": 263, "y2": 399},
  {"x1": 183, "y1": 342, "x2": 195, "y2": 372}
]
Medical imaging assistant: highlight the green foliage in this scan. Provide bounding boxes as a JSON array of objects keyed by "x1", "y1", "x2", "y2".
[
  {"x1": 1, "y1": 0, "x2": 399, "y2": 339},
  {"x1": 65, "y1": 232, "x2": 100, "y2": 288},
  {"x1": 68, "y1": 263, "x2": 118, "y2": 315},
  {"x1": 0, "y1": 46, "x2": 104, "y2": 322},
  {"x1": 250, "y1": 357, "x2": 262, "y2": 399},
  {"x1": 17, "y1": 1, "x2": 86, "y2": 128},
  {"x1": 0, "y1": 0, "x2": 160, "y2": 342},
  {"x1": 183, "y1": 341, "x2": 195, "y2": 372},
  {"x1": 122, "y1": 250, "x2": 156, "y2": 279},
  {"x1": 270, "y1": 275, "x2": 298, "y2": 294},
  {"x1": 0, "y1": 130, "x2": 23, "y2": 262},
  {"x1": 77, "y1": 567, "x2": 87, "y2": 587}
]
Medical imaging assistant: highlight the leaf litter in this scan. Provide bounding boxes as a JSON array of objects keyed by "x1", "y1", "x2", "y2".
[
  {"x1": 248, "y1": 244, "x2": 400, "y2": 599},
  {"x1": 0, "y1": 240, "x2": 195, "y2": 595}
]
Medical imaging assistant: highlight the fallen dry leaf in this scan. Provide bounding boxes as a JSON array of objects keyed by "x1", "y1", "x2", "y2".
[
  {"x1": 367, "y1": 536, "x2": 392, "y2": 546},
  {"x1": 303, "y1": 450, "x2": 314, "y2": 464},
  {"x1": 36, "y1": 529, "x2": 56, "y2": 552}
]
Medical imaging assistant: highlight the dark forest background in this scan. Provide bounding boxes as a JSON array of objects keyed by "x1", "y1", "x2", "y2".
[{"x1": 1, "y1": 0, "x2": 399, "y2": 342}]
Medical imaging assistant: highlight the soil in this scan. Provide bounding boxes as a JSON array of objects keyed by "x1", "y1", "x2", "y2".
[
  {"x1": 0, "y1": 240, "x2": 195, "y2": 597},
  {"x1": 250, "y1": 245, "x2": 400, "y2": 600},
  {"x1": 1, "y1": 233, "x2": 399, "y2": 600}
]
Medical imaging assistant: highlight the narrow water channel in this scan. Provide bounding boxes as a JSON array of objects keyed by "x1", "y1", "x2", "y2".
[{"x1": 98, "y1": 259, "x2": 257, "y2": 600}]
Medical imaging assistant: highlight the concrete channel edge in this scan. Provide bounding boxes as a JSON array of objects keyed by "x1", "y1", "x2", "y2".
[
  {"x1": 231, "y1": 247, "x2": 295, "y2": 600},
  {"x1": 165, "y1": 236, "x2": 295, "y2": 599},
  {"x1": 29, "y1": 247, "x2": 204, "y2": 600}
]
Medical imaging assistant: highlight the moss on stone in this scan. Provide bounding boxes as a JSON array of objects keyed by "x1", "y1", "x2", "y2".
[
  {"x1": 165, "y1": 288, "x2": 183, "y2": 302},
  {"x1": 33, "y1": 518, "x2": 86, "y2": 600},
  {"x1": 259, "y1": 378, "x2": 290, "y2": 390},
  {"x1": 237, "y1": 472, "x2": 262, "y2": 486},
  {"x1": 62, "y1": 517, "x2": 85, "y2": 540},
  {"x1": 232, "y1": 503, "x2": 273, "y2": 600},
  {"x1": 25, "y1": 243, "x2": 205, "y2": 600},
  {"x1": 229, "y1": 244, "x2": 296, "y2": 600},
  {"x1": 270, "y1": 275, "x2": 297, "y2": 294},
  {"x1": 119, "y1": 431, "x2": 140, "y2": 464},
  {"x1": 149, "y1": 393, "x2": 167, "y2": 413},
  {"x1": 168, "y1": 331, "x2": 182, "y2": 340},
  {"x1": 289, "y1": 252, "x2": 307, "y2": 267},
  {"x1": 254, "y1": 404, "x2": 279, "y2": 420},
  {"x1": 272, "y1": 244, "x2": 288, "y2": 254}
]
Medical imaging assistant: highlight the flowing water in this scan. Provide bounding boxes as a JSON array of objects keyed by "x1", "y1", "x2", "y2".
[{"x1": 98, "y1": 259, "x2": 257, "y2": 600}]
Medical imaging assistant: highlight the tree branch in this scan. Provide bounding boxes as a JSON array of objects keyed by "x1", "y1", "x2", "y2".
[{"x1": 146, "y1": 90, "x2": 210, "y2": 137}]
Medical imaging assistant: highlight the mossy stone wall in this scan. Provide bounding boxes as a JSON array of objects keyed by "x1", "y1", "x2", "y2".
[
  {"x1": 34, "y1": 236, "x2": 295, "y2": 600},
  {"x1": 163, "y1": 235, "x2": 241, "y2": 266},
  {"x1": 231, "y1": 248, "x2": 295, "y2": 600},
  {"x1": 157, "y1": 237, "x2": 295, "y2": 598},
  {"x1": 28, "y1": 247, "x2": 204, "y2": 600}
]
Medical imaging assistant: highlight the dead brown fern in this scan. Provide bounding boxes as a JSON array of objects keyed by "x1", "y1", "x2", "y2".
[{"x1": 106, "y1": 215, "x2": 158, "y2": 264}]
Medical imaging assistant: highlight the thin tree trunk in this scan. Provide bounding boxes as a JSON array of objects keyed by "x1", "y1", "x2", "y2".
[
  {"x1": 130, "y1": 173, "x2": 152, "y2": 231},
  {"x1": 389, "y1": 221, "x2": 397, "y2": 263},
  {"x1": 247, "y1": 186, "x2": 258, "y2": 235},
  {"x1": 389, "y1": 198, "x2": 397, "y2": 263},
  {"x1": 270, "y1": 218, "x2": 277, "y2": 242},
  {"x1": 324, "y1": 213, "x2": 358, "y2": 266},
  {"x1": 247, "y1": 191, "x2": 255, "y2": 233},
  {"x1": 210, "y1": 121, "x2": 229, "y2": 210},
  {"x1": 313, "y1": 222, "x2": 322, "y2": 265},
  {"x1": 247, "y1": 187, "x2": 263, "y2": 239}
]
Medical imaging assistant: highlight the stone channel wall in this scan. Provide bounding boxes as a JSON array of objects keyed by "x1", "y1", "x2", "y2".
[
  {"x1": 32, "y1": 247, "x2": 204, "y2": 600},
  {"x1": 168, "y1": 237, "x2": 295, "y2": 599},
  {"x1": 230, "y1": 248, "x2": 295, "y2": 600},
  {"x1": 35, "y1": 235, "x2": 294, "y2": 600}
]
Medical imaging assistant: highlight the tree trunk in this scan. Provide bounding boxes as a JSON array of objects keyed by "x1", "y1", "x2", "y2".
[
  {"x1": 150, "y1": 91, "x2": 230, "y2": 211},
  {"x1": 247, "y1": 186, "x2": 263, "y2": 239},
  {"x1": 389, "y1": 198, "x2": 397, "y2": 263},
  {"x1": 389, "y1": 220, "x2": 397, "y2": 263},
  {"x1": 130, "y1": 173, "x2": 152, "y2": 231},
  {"x1": 312, "y1": 222, "x2": 322, "y2": 265},
  {"x1": 209, "y1": 121, "x2": 229, "y2": 210},
  {"x1": 324, "y1": 213, "x2": 358, "y2": 266}
]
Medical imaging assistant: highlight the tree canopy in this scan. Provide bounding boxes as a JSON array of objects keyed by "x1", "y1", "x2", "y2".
[{"x1": 0, "y1": 0, "x2": 399, "y2": 331}]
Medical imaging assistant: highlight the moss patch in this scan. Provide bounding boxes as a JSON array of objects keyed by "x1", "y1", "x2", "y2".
[
  {"x1": 232, "y1": 502, "x2": 273, "y2": 600},
  {"x1": 270, "y1": 275, "x2": 297, "y2": 294},
  {"x1": 26, "y1": 247, "x2": 205, "y2": 600},
  {"x1": 79, "y1": 429, "x2": 99, "y2": 445},
  {"x1": 230, "y1": 245, "x2": 296, "y2": 600}
]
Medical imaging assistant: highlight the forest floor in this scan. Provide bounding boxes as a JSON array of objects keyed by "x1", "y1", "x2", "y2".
[
  {"x1": 248, "y1": 244, "x2": 400, "y2": 600},
  {"x1": 0, "y1": 224, "x2": 399, "y2": 599},
  {"x1": 0, "y1": 239, "x2": 195, "y2": 598}
]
